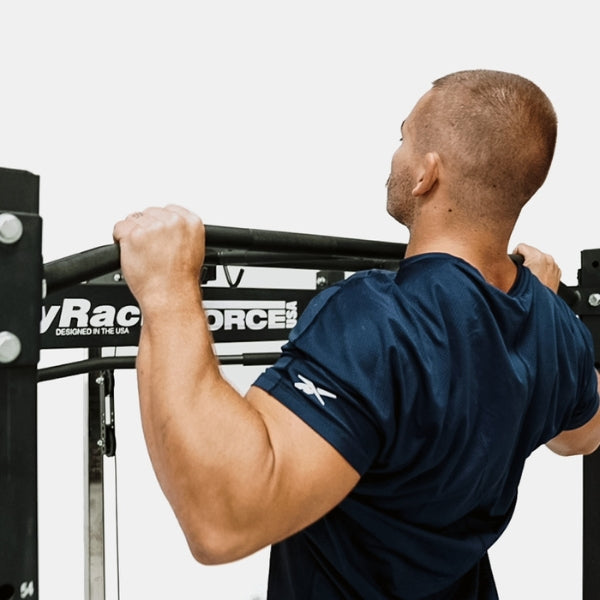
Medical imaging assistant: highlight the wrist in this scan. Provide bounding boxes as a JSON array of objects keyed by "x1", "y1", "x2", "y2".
[{"x1": 137, "y1": 283, "x2": 203, "y2": 322}]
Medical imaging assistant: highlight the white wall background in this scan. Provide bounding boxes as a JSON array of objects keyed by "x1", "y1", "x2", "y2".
[{"x1": 1, "y1": 1, "x2": 598, "y2": 598}]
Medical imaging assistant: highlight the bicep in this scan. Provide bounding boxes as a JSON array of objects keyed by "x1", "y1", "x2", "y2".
[{"x1": 246, "y1": 385, "x2": 360, "y2": 542}]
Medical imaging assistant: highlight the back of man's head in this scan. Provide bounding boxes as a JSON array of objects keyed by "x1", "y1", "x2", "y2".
[{"x1": 416, "y1": 69, "x2": 557, "y2": 221}]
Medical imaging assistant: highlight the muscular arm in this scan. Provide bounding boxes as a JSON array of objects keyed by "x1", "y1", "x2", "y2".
[
  {"x1": 514, "y1": 243, "x2": 600, "y2": 456},
  {"x1": 114, "y1": 206, "x2": 359, "y2": 564}
]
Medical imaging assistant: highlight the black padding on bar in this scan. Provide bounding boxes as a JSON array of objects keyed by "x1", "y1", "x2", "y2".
[
  {"x1": 205, "y1": 225, "x2": 407, "y2": 259},
  {"x1": 43, "y1": 226, "x2": 407, "y2": 294},
  {"x1": 44, "y1": 244, "x2": 121, "y2": 294}
]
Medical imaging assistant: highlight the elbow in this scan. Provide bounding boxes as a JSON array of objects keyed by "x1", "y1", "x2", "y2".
[
  {"x1": 184, "y1": 522, "x2": 258, "y2": 566},
  {"x1": 189, "y1": 543, "x2": 230, "y2": 566},
  {"x1": 546, "y1": 438, "x2": 600, "y2": 457},
  {"x1": 170, "y1": 486, "x2": 271, "y2": 565},
  {"x1": 185, "y1": 528, "x2": 235, "y2": 566},
  {"x1": 580, "y1": 440, "x2": 600, "y2": 456},
  {"x1": 567, "y1": 434, "x2": 600, "y2": 456}
]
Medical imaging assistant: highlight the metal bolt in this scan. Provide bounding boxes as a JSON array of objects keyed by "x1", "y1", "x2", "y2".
[
  {"x1": 588, "y1": 293, "x2": 600, "y2": 307},
  {"x1": 0, "y1": 331, "x2": 22, "y2": 363},
  {"x1": 0, "y1": 213, "x2": 23, "y2": 244}
]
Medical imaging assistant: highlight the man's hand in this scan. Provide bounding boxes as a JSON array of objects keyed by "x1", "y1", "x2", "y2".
[
  {"x1": 112, "y1": 205, "x2": 205, "y2": 313},
  {"x1": 513, "y1": 243, "x2": 561, "y2": 293}
]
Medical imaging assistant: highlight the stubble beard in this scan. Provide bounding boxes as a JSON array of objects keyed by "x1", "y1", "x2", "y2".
[{"x1": 386, "y1": 169, "x2": 415, "y2": 229}]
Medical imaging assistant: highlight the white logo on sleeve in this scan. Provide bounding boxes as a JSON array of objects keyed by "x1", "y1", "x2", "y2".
[{"x1": 294, "y1": 374, "x2": 337, "y2": 406}]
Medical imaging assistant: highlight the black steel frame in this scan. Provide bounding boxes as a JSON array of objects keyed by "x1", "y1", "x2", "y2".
[
  {"x1": 1, "y1": 165, "x2": 600, "y2": 599},
  {"x1": 0, "y1": 168, "x2": 42, "y2": 600}
]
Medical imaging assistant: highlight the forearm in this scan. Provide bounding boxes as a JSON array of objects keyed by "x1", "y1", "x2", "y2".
[
  {"x1": 113, "y1": 206, "x2": 359, "y2": 563},
  {"x1": 136, "y1": 293, "x2": 276, "y2": 561}
]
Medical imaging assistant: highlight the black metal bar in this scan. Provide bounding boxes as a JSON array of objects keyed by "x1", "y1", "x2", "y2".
[
  {"x1": 204, "y1": 225, "x2": 407, "y2": 258},
  {"x1": 0, "y1": 167, "x2": 40, "y2": 212},
  {"x1": 44, "y1": 226, "x2": 408, "y2": 294},
  {"x1": 38, "y1": 357, "x2": 136, "y2": 382},
  {"x1": 0, "y1": 168, "x2": 41, "y2": 600},
  {"x1": 580, "y1": 249, "x2": 600, "y2": 600},
  {"x1": 204, "y1": 250, "x2": 401, "y2": 272},
  {"x1": 218, "y1": 352, "x2": 280, "y2": 366},
  {"x1": 84, "y1": 348, "x2": 107, "y2": 600},
  {"x1": 44, "y1": 244, "x2": 122, "y2": 294},
  {"x1": 44, "y1": 240, "x2": 579, "y2": 304},
  {"x1": 38, "y1": 352, "x2": 281, "y2": 382},
  {"x1": 0, "y1": 366, "x2": 38, "y2": 600},
  {"x1": 558, "y1": 284, "x2": 581, "y2": 310}
]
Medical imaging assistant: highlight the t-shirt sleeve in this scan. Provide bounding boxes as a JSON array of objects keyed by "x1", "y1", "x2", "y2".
[
  {"x1": 560, "y1": 318, "x2": 599, "y2": 431},
  {"x1": 253, "y1": 282, "x2": 387, "y2": 475}
]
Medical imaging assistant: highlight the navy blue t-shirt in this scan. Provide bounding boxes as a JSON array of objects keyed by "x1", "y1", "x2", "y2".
[{"x1": 253, "y1": 254, "x2": 599, "y2": 599}]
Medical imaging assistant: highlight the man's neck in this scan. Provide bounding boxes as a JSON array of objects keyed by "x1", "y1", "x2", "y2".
[{"x1": 405, "y1": 231, "x2": 518, "y2": 293}]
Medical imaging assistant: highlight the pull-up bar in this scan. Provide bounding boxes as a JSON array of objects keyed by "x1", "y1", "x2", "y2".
[
  {"x1": 42, "y1": 228, "x2": 580, "y2": 308},
  {"x1": 43, "y1": 226, "x2": 408, "y2": 294}
]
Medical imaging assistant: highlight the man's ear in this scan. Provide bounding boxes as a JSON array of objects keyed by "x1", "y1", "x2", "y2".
[{"x1": 412, "y1": 152, "x2": 439, "y2": 197}]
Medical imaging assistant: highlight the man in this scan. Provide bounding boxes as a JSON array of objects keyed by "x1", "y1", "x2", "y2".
[{"x1": 113, "y1": 70, "x2": 600, "y2": 599}]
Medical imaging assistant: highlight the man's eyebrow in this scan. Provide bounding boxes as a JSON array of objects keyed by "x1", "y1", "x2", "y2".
[{"x1": 400, "y1": 120, "x2": 406, "y2": 135}]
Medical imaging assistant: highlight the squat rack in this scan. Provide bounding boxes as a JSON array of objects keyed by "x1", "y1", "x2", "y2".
[{"x1": 1, "y1": 166, "x2": 599, "y2": 599}]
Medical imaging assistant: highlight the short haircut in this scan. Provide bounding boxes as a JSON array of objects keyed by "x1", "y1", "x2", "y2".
[{"x1": 415, "y1": 69, "x2": 557, "y2": 218}]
